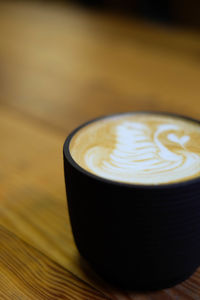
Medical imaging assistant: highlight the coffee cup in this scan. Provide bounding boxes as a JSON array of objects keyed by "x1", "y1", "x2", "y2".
[{"x1": 63, "y1": 112, "x2": 200, "y2": 290}]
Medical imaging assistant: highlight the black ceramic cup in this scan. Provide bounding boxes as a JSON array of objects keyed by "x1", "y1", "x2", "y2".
[{"x1": 63, "y1": 112, "x2": 200, "y2": 290}]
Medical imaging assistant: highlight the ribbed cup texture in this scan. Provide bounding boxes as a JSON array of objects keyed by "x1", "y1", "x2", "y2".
[{"x1": 64, "y1": 146, "x2": 200, "y2": 290}]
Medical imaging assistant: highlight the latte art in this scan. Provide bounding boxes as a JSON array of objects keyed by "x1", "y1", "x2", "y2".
[{"x1": 70, "y1": 114, "x2": 200, "y2": 185}]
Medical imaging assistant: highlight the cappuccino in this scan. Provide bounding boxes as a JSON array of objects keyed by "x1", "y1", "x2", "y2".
[{"x1": 70, "y1": 113, "x2": 200, "y2": 185}]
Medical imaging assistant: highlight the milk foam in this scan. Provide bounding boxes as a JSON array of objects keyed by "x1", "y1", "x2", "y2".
[{"x1": 70, "y1": 114, "x2": 200, "y2": 185}]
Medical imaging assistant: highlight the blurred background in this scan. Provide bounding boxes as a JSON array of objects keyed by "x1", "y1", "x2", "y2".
[
  {"x1": 0, "y1": 0, "x2": 200, "y2": 135},
  {"x1": 78, "y1": 0, "x2": 200, "y2": 27}
]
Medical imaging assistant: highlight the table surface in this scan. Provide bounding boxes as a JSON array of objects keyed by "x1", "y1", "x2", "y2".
[{"x1": 0, "y1": 1, "x2": 200, "y2": 299}]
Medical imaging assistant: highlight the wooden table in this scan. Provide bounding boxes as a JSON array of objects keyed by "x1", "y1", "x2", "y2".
[{"x1": 0, "y1": 1, "x2": 200, "y2": 299}]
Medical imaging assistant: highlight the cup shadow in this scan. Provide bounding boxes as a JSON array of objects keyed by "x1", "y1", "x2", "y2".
[
  {"x1": 77, "y1": 254, "x2": 151, "y2": 297},
  {"x1": 77, "y1": 253, "x2": 200, "y2": 299}
]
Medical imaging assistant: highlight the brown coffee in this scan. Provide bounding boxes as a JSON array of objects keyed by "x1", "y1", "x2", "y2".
[{"x1": 70, "y1": 113, "x2": 200, "y2": 185}]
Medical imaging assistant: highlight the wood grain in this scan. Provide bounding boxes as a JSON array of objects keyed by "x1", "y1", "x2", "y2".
[
  {"x1": 0, "y1": 1, "x2": 200, "y2": 299},
  {"x1": 0, "y1": 225, "x2": 110, "y2": 300}
]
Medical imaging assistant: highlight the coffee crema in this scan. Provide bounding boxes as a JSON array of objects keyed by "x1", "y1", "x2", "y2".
[{"x1": 69, "y1": 113, "x2": 200, "y2": 185}]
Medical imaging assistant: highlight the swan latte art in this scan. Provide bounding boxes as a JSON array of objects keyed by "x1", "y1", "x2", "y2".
[{"x1": 70, "y1": 113, "x2": 200, "y2": 185}]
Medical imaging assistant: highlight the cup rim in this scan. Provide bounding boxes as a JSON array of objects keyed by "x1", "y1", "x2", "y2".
[{"x1": 63, "y1": 111, "x2": 200, "y2": 190}]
